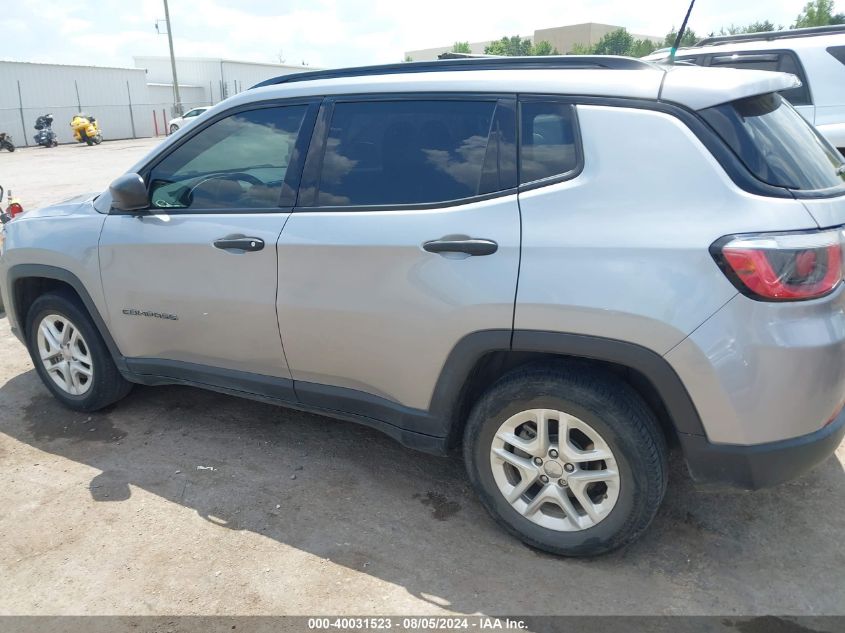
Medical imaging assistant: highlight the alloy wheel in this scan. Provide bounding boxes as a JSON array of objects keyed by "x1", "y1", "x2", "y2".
[
  {"x1": 36, "y1": 313, "x2": 94, "y2": 396},
  {"x1": 490, "y1": 408, "x2": 620, "y2": 531}
]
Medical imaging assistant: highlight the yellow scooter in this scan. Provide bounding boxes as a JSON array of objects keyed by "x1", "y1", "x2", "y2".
[{"x1": 70, "y1": 113, "x2": 103, "y2": 146}]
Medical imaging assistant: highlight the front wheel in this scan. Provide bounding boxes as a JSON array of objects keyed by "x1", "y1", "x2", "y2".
[
  {"x1": 3, "y1": 142, "x2": 14, "y2": 152},
  {"x1": 93, "y1": 133, "x2": 102, "y2": 145},
  {"x1": 170, "y1": 124, "x2": 179, "y2": 134},
  {"x1": 26, "y1": 292, "x2": 132, "y2": 411},
  {"x1": 463, "y1": 362, "x2": 668, "y2": 557}
]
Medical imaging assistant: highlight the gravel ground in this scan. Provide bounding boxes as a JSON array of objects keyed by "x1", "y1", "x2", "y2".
[{"x1": 0, "y1": 138, "x2": 844, "y2": 617}]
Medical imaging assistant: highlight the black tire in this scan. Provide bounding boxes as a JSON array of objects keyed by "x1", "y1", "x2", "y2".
[
  {"x1": 170, "y1": 124, "x2": 179, "y2": 134},
  {"x1": 463, "y1": 362, "x2": 668, "y2": 557},
  {"x1": 5, "y1": 142, "x2": 14, "y2": 152},
  {"x1": 26, "y1": 291, "x2": 132, "y2": 411}
]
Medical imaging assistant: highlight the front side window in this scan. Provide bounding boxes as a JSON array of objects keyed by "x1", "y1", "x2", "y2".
[
  {"x1": 149, "y1": 105, "x2": 307, "y2": 210},
  {"x1": 184, "y1": 109, "x2": 202, "y2": 118},
  {"x1": 701, "y1": 92, "x2": 845, "y2": 191},
  {"x1": 314, "y1": 100, "x2": 503, "y2": 207},
  {"x1": 519, "y1": 101, "x2": 580, "y2": 184}
]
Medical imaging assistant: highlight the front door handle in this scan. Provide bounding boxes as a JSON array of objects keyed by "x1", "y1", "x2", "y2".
[
  {"x1": 423, "y1": 238, "x2": 498, "y2": 256},
  {"x1": 213, "y1": 235, "x2": 264, "y2": 252}
]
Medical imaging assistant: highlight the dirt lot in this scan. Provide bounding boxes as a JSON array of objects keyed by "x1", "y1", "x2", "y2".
[{"x1": 0, "y1": 139, "x2": 844, "y2": 616}]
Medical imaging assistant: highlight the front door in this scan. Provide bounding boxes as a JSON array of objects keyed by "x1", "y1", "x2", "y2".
[
  {"x1": 276, "y1": 96, "x2": 521, "y2": 433},
  {"x1": 99, "y1": 102, "x2": 315, "y2": 390}
]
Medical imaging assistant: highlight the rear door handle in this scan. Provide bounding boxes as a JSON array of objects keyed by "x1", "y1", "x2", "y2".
[
  {"x1": 213, "y1": 235, "x2": 264, "y2": 252},
  {"x1": 423, "y1": 238, "x2": 498, "y2": 256}
]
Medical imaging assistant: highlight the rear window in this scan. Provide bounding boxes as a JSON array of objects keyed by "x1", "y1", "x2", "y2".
[{"x1": 700, "y1": 92, "x2": 845, "y2": 191}]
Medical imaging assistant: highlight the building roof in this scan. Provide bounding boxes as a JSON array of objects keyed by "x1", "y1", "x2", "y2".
[{"x1": 132, "y1": 55, "x2": 312, "y2": 71}]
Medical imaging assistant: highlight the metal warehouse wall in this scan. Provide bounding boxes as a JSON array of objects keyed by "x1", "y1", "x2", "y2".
[
  {"x1": 134, "y1": 56, "x2": 309, "y2": 104},
  {"x1": 0, "y1": 61, "x2": 156, "y2": 146}
]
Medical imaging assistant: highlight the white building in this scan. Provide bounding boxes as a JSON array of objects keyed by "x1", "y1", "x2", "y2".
[
  {"x1": 133, "y1": 56, "x2": 311, "y2": 108},
  {"x1": 0, "y1": 56, "x2": 310, "y2": 146}
]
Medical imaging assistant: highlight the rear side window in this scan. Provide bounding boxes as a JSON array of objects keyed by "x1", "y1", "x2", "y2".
[
  {"x1": 314, "y1": 99, "x2": 514, "y2": 207},
  {"x1": 708, "y1": 52, "x2": 811, "y2": 106},
  {"x1": 701, "y1": 92, "x2": 845, "y2": 191},
  {"x1": 829, "y1": 46, "x2": 845, "y2": 66},
  {"x1": 519, "y1": 101, "x2": 580, "y2": 184}
]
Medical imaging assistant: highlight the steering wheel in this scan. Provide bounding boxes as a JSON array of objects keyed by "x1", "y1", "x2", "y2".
[{"x1": 185, "y1": 172, "x2": 265, "y2": 204}]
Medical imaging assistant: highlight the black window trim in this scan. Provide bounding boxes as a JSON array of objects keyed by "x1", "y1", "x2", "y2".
[
  {"x1": 294, "y1": 92, "x2": 519, "y2": 213},
  {"x1": 113, "y1": 97, "x2": 321, "y2": 216},
  {"x1": 516, "y1": 94, "x2": 586, "y2": 192}
]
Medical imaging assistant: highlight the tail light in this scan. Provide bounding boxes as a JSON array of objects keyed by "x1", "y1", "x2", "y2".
[
  {"x1": 712, "y1": 228, "x2": 844, "y2": 301},
  {"x1": 7, "y1": 202, "x2": 23, "y2": 218}
]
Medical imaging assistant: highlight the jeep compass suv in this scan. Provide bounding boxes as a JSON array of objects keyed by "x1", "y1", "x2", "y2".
[{"x1": 2, "y1": 56, "x2": 845, "y2": 556}]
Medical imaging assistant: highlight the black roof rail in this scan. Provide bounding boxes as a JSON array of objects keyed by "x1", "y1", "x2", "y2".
[
  {"x1": 250, "y1": 55, "x2": 656, "y2": 89},
  {"x1": 696, "y1": 24, "x2": 845, "y2": 47}
]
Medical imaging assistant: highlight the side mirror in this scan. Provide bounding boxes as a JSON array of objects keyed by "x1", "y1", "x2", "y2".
[{"x1": 109, "y1": 173, "x2": 149, "y2": 212}]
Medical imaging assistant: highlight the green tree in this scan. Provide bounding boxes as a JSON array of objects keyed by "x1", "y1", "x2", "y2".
[
  {"x1": 484, "y1": 35, "x2": 533, "y2": 56},
  {"x1": 568, "y1": 42, "x2": 596, "y2": 54},
  {"x1": 663, "y1": 27, "x2": 699, "y2": 48},
  {"x1": 531, "y1": 40, "x2": 559, "y2": 55},
  {"x1": 631, "y1": 38, "x2": 659, "y2": 57},
  {"x1": 592, "y1": 28, "x2": 634, "y2": 55},
  {"x1": 744, "y1": 20, "x2": 781, "y2": 32},
  {"x1": 793, "y1": 0, "x2": 845, "y2": 26},
  {"x1": 451, "y1": 41, "x2": 471, "y2": 54}
]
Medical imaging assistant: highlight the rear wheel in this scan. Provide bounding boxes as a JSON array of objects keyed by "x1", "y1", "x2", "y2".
[
  {"x1": 463, "y1": 363, "x2": 668, "y2": 556},
  {"x1": 26, "y1": 292, "x2": 132, "y2": 411}
]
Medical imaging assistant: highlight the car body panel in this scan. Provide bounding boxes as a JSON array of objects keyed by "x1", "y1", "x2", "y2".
[
  {"x1": 276, "y1": 195, "x2": 521, "y2": 409},
  {"x1": 514, "y1": 105, "x2": 820, "y2": 356},
  {"x1": 666, "y1": 288, "x2": 845, "y2": 445},
  {"x1": 98, "y1": 212, "x2": 292, "y2": 378}
]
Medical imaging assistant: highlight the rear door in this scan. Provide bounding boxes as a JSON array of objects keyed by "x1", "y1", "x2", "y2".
[
  {"x1": 276, "y1": 95, "x2": 520, "y2": 432},
  {"x1": 99, "y1": 101, "x2": 317, "y2": 391}
]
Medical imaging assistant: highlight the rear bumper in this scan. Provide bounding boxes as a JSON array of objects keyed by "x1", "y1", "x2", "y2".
[{"x1": 680, "y1": 408, "x2": 845, "y2": 489}]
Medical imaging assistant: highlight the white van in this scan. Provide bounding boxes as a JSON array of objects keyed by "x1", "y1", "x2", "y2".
[{"x1": 644, "y1": 25, "x2": 845, "y2": 153}]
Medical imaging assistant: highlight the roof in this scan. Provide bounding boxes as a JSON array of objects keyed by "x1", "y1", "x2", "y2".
[{"x1": 211, "y1": 56, "x2": 800, "y2": 113}]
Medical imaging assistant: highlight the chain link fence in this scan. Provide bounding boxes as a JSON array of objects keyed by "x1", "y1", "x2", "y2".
[{"x1": 0, "y1": 100, "x2": 212, "y2": 147}]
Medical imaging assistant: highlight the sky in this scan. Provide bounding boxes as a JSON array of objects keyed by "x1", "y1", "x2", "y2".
[{"x1": 0, "y1": 0, "x2": 819, "y2": 69}]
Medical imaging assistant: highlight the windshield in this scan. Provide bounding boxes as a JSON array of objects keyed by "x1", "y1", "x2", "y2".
[{"x1": 700, "y1": 92, "x2": 845, "y2": 191}]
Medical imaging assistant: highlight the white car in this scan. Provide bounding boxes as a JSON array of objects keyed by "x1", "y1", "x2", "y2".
[
  {"x1": 644, "y1": 25, "x2": 845, "y2": 153},
  {"x1": 168, "y1": 106, "x2": 210, "y2": 134}
]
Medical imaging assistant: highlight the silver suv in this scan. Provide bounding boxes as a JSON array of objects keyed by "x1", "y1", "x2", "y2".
[{"x1": 2, "y1": 57, "x2": 845, "y2": 557}]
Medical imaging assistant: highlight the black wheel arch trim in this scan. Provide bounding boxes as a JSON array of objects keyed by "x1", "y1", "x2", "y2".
[
  {"x1": 5, "y1": 264, "x2": 128, "y2": 372},
  {"x1": 428, "y1": 329, "x2": 707, "y2": 439}
]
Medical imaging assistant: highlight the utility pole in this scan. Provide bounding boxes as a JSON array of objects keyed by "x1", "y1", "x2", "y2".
[{"x1": 162, "y1": 0, "x2": 182, "y2": 115}]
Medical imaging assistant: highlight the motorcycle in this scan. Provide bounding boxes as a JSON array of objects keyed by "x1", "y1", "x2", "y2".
[
  {"x1": 33, "y1": 114, "x2": 58, "y2": 148},
  {"x1": 0, "y1": 132, "x2": 14, "y2": 152},
  {"x1": 0, "y1": 184, "x2": 23, "y2": 225},
  {"x1": 70, "y1": 113, "x2": 102, "y2": 146}
]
